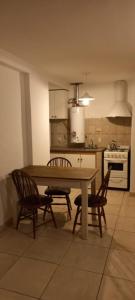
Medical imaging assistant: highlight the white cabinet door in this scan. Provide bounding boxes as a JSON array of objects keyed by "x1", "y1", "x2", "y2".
[
  {"x1": 49, "y1": 91, "x2": 56, "y2": 119},
  {"x1": 49, "y1": 90, "x2": 68, "y2": 119},
  {"x1": 80, "y1": 154, "x2": 96, "y2": 168},
  {"x1": 64, "y1": 153, "x2": 80, "y2": 167}
]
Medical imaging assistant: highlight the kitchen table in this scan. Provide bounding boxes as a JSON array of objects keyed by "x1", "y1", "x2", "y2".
[{"x1": 22, "y1": 165, "x2": 99, "y2": 239}]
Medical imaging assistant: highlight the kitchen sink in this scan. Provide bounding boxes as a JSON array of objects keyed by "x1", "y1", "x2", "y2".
[{"x1": 84, "y1": 145, "x2": 98, "y2": 150}]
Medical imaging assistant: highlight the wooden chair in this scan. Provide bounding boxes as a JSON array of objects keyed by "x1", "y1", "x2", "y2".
[
  {"x1": 12, "y1": 169, "x2": 57, "y2": 239},
  {"x1": 45, "y1": 157, "x2": 72, "y2": 219},
  {"x1": 72, "y1": 167, "x2": 111, "y2": 237}
]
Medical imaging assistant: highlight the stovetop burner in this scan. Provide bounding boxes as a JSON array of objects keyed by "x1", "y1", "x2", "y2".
[
  {"x1": 105, "y1": 148, "x2": 127, "y2": 152},
  {"x1": 105, "y1": 145, "x2": 130, "y2": 153}
]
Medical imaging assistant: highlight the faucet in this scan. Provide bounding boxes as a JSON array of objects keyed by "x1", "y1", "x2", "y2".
[
  {"x1": 110, "y1": 140, "x2": 117, "y2": 150},
  {"x1": 89, "y1": 139, "x2": 94, "y2": 148}
]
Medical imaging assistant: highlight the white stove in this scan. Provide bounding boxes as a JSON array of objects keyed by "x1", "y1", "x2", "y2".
[{"x1": 104, "y1": 146, "x2": 130, "y2": 190}]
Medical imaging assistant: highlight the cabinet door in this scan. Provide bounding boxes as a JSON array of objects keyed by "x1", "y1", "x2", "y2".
[
  {"x1": 64, "y1": 154, "x2": 80, "y2": 167},
  {"x1": 49, "y1": 90, "x2": 68, "y2": 119},
  {"x1": 80, "y1": 154, "x2": 96, "y2": 168},
  {"x1": 55, "y1": 90, "x2": 68, "y2": 119},
  {"x1": 49, "y1": 91, "x2": 56, "y2": 119}
]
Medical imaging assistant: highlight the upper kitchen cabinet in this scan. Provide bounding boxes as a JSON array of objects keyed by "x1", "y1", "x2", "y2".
[{"x1": 49, "y1": 89, "x2": 68, "y2": 119}]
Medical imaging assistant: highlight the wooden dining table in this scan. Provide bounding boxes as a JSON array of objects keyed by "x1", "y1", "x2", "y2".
[{"x1": 22, "y1": 165, "x2": 99, "y2": 239}]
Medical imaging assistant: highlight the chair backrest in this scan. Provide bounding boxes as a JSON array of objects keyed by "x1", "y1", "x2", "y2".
[
  {"x1": 47, "y1": 157, "x2": 72, "y2": 168},
  {"x1": 11, "y1": 169, "x2": 40, "y2": 204},
  {"x1": 96, "y1": 167, "x2": 111, "y2": 199}
]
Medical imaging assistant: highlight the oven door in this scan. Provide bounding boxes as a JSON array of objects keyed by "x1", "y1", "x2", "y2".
[
  {"x1": 104, "y1": 158, "x2": 128, "y2": 178},
  {"x1": 104, "y1": 158, "x2": 128, "y2": 188}
]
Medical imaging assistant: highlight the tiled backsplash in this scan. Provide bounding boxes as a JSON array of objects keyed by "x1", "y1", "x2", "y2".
[{"x1": 50, "y1": 117, "x2": 131, "y2": 147}]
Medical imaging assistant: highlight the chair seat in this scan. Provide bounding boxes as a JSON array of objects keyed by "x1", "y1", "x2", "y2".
[
  {"x1": 45, "y1": 186, "x2": 71, "y2": 196},
  {"x1": 21, "y1": 195, "x2": 53, "y2": 209},
  {"x1": 74, "y1": 194, "x2": 107, "y2": 207}
]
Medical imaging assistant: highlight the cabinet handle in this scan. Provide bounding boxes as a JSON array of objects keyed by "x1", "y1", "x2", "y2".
[
  {"x1": 80, "y1": 158, "x2": 82, "y2": 161},
  {"x1": 77, "y1": 158, "x2": 80, "y2": 162}
]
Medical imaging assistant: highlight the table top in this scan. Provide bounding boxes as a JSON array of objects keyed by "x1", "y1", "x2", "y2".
[{"x1": 22, "y1": 165, "x2": 99, "y2": 181}]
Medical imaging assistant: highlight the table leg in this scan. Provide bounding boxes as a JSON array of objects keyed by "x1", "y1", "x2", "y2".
[
  {"x1": 81, "y1": 181, "x2": 88, "y2": 240},
  {"x1": 91, "y1": 177, "x2": 96, "y2": 195},
  {"x1": 91, "y1": 177, "x2": 97, "y2": 221}
]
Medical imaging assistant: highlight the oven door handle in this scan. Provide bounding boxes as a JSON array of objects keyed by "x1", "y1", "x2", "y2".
[{"x1": 104, "y1": 158, "x2": 127, "y2": 163}]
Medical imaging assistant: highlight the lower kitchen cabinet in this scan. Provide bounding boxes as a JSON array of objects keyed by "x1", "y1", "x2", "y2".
[
  {"x1": 50, "y1": 153, "x2": 95, "y2": 168},
  {"x1": 64, "y1": 153, "x2": 96, "y2": 168}
]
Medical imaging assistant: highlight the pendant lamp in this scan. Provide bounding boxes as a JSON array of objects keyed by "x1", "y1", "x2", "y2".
[{"x1": 79, "y1": 72, "x2": 95, "y2": 106}]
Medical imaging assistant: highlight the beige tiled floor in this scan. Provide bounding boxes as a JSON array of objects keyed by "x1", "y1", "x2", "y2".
[{"x1": 0, "y1": 189, "x2": 135, "y2": 299}]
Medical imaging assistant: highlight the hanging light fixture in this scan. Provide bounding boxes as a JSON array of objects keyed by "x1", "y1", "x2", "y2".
[{"x1": 78, "y1": 72, "x2": 95, "y2": 106}]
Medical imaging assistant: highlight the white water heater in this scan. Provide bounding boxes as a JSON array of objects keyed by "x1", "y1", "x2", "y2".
[{"x1": 70, "y1": 106, "x2": 85, "y2": 143}]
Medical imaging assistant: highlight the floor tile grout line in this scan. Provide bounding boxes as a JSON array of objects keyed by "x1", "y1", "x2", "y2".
[
  {"x1": 38, "y1": 238, "x2": 75, "y2": 299},
  {"x1": 0, "y1": 287, "x2": 39, "y2": 299},
  {"x1": 20, "y1": 254, "x2": 60, "y2": 266},
  {"x1": 0, "y1": 256, "x2": 21, "y2": 282},
  {"x1": 96, "y1": 227, "x2": 115, "y2": 299},
  {"x1": 112, "y1": 191, "x2": 126, "y2": 231},
  {"x1": 96, "y1": 191, "x2": 126, "y2": 299},
  {"x1": 100, "y1": 273, "x2": 135, "y2": 284}
]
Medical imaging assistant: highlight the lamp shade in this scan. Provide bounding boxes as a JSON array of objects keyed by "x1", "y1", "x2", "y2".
[{"x1": 78, "y1": 92, "x2": 95, "y2": 106}]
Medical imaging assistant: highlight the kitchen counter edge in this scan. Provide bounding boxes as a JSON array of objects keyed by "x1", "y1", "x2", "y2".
[{"x1": 50, "y1": 147, "x2": 106, "y2": 153}]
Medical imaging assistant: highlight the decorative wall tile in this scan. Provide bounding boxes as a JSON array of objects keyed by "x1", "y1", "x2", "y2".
[{"x1": 50, "y1": 117, "x2": 131, "y2": 147}]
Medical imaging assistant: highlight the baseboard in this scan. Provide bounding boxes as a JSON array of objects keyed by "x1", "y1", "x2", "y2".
[
  {"x1": 0, "y1": 218, "x2": 13, "y2": 232},
  {"x1": 129, "y1": 192, "x2": 135, "y2": 197}
]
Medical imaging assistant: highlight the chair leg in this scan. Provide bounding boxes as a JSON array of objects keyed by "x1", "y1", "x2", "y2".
[
  {"x1": 69, "y1": 198, "x2": 72, "y2": 210},
  {"x1": 72, "y1": 206, "x2": 80, "y2": 234},
  {"x1": 49, "y1": 204, "x2": 57, "y2": 228},
  {"x1": 16, "y1": 206, "x2": 23, "y2": 230},
  {"x1": 66, "y1": 195, "x2": 72, "y2": 220},
  {"x1": 43, "y1": 205, "x2": 48, "y2": 221},
  {"x1": 32, "y1": 209, "x2": 36, "y2": 239},
  {"x1": 80, "y1": 210, "x2": 82, "y2": 224},
  {"x1": 102, "y1": 207, "x2": 106, "y2": 224},
  {"x1": 35, "y1": 208, "x2": 38, "y2": 221},
  {"x1": 97, "y1": 207, "x2": 102, "y2": 238}
]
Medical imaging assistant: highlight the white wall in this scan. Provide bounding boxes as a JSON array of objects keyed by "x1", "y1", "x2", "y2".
[
  {"x1": 83, "y1": 83, "x2": 115, "y2": 118},
  {"x1": 29, "y1": 73, "x2": 50, "y2": 165},
  {"x1": 0, "y1": 65, "x2": 24, "y2": 177},
  {"x1": 0, "y1": 50, "x2": 50, "y2": 226},
  {"x1": 0, "y1": 65, "x2": 24, "y2": 226}
]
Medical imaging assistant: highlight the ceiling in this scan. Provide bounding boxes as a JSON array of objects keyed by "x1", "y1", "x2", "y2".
[{"x1": 0, "y1": 0, "x2": 135, "y2": 86}]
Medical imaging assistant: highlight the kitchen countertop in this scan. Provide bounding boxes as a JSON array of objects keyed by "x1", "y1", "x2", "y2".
[{"x1": 50, "y1": 146, "x2": 106, "y2": 153}]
